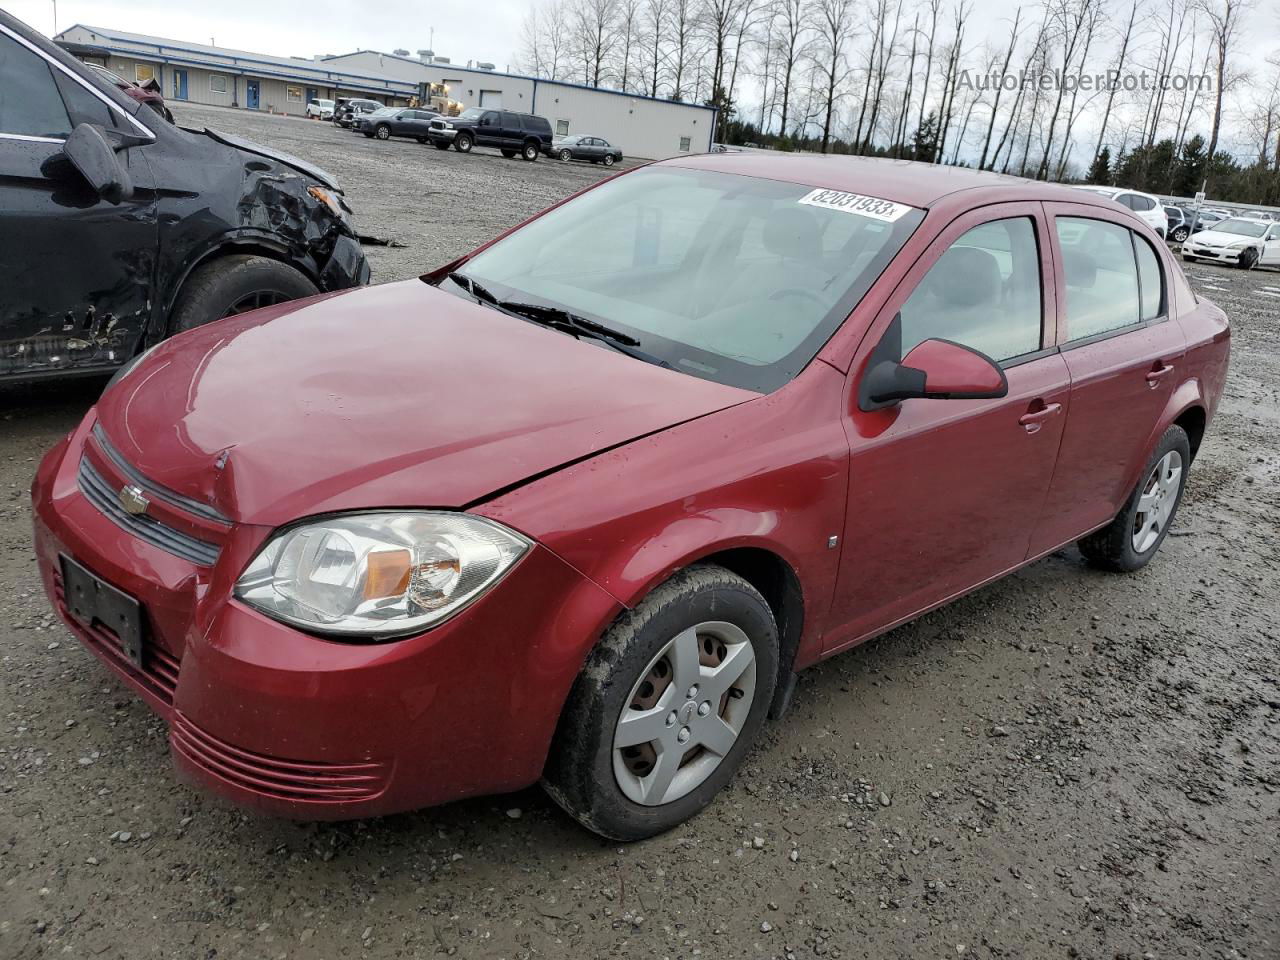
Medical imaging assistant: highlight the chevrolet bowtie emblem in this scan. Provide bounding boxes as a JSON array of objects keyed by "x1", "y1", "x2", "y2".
[{"x1": 118, "y1": 484, "x2": 150, "y2": 516}]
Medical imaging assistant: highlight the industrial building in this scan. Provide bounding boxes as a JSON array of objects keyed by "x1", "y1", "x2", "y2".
[{"x1": 54, "y1": 25, "x2": 717, "y2": 159}]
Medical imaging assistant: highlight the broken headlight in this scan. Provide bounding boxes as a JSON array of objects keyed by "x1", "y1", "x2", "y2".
[
  {"x1": 307, "y1": 185, "x2": 353, "y2": 225},
  {"x1": 235, "y1": 512, "x2": 529, "y2": 638}
]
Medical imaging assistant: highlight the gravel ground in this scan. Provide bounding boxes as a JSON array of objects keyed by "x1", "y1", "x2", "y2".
[{"x1": 1, "y1": 103, "x2": 1277, "y2": 960}]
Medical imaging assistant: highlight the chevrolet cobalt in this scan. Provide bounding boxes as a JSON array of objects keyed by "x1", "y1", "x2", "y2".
[{"x1": 32, "y1": 155, "x2": 1229, "y2": 840}]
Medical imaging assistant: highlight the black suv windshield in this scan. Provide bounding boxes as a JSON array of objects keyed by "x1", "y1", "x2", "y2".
[{"x1": 442, "y1": 167, "x2": 923, "y2": 393}]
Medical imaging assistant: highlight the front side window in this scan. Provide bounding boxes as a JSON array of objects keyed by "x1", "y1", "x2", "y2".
[
  {"x1": 1056, "y1": 218, "x2": 1146, "y2": 341},
  {"x1": 0, "y1": 32, "x2": 73, "y2": 138},
  {"x1": 898, "y1": 217, "x2": 1043, "y2": 363},
  {"x1": 447, "y1": 167, "x2": 924, "y2": 392}
]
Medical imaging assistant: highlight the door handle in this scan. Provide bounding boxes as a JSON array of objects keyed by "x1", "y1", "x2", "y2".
[
  {"x1": 1146, "y1": 362, "x2": 1175, "y2": 386},
  {"x1": 1019, "y1": 401, "x2": 1062, "y2": 433}
]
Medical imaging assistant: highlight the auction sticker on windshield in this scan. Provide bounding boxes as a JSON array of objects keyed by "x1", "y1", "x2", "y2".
[{"x1": 798, "y1": 189, "x2": 915, "y2": 222}]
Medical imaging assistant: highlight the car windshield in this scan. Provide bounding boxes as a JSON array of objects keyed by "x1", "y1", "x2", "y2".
[
  {"x1": 445, "y1": 167, "x2": 924, "y2": 392},
  {"x1": 1212, "y1": 219, "x2": 1268, "y2": 237},
  {"x1": 369, "y1": 107, "x2": 398, "y2": 117}
]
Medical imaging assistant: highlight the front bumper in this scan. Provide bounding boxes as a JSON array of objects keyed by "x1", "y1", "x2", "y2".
[
  {"x1": 320, "y1": 233, "x2": 371, "y2": 289},
  {"x1": 428, "y1": 128, "x2": 457, "y2": 142},
  {"x1": 32, "y1": 415, "x2": 622, "y2": 819},
  {"x1": 1186, "y1": 244, "x2": 1243, "y2": 263}
]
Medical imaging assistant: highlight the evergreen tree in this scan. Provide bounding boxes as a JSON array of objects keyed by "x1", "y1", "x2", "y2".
[
  {"x1": 1086, "y1": 146, "x2": 1112, "y2": 185},
  {"x1": 910, "y1": 112, "x2": 940, "y2": 163},
  {"x1": 1174, "y1": 135, "x2": 1208, "y2": 197}
]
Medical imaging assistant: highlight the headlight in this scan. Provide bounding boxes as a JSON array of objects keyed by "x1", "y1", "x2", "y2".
[
  {"x1": 235, "y1": 512, "x2": 530, "y2": 638},
  {"x1": 307, "y1": 185, "x2": 353, "y2": 223}
]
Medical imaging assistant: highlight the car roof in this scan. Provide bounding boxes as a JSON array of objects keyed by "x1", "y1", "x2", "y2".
[{"x1": 664, "y1": 154, "x2": 1099, "y2": 210}]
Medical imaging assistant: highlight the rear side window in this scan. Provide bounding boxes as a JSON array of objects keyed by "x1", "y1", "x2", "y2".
[
  {"x1": 899, "y1": 217, "x2": 1043, "y2": 363},
  {"x1": 526, "y1": 115, "x2": 551, "y2": 133},
  {"x1": 0, "y1": 32, "x2": 72, "y2": 138},
  {"x1": 1056, "y1": 218, "x2": 1156, "y2": 340},
  {"x1": 1134, "y1": 235, "x2": 1164, "y2": 320}
]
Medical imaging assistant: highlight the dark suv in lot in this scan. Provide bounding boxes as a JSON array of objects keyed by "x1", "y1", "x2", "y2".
[
  {"x1": 0, "y1": 10, "x2": 369, "y2": 383},
  {"x1": 427, "y1": 108, "x2": 553, "y2": 160},
  {"x1": 333, "y1": 98, "x2": 381, "y2": 128}
]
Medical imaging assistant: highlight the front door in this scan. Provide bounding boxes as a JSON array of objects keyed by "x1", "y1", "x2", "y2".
[
  {"x1": 306, "y1": 86, "x2": 318, "y2": 105},
  {"x1": 1028, "y1": 204, "x2": 1187, "y2": 553},
  {"x1": 0, "y1": 27, "x2": 157, "y2": 378},
  {"x1": 172, "y1": 69, "x2": 188, "y2": 100},
  {"x1": 825, "y1": 203, "x2": 1069, "y2": 651},
  {"x1": 1262, "y1": 224, "x2": 1280, "y2": 265},
  {"x1": 246, "y1": 79, "x2": 260, "y2": 109}
]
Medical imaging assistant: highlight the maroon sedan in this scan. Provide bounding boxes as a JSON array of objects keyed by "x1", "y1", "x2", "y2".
[{"x1": 32, "y1": 156, "x2": 1229, "y2": 839}]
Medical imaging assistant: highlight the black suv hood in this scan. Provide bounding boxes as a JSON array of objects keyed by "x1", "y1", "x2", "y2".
[{"x1": 196, "y1": 128, "x2": 342, "y2": 191}]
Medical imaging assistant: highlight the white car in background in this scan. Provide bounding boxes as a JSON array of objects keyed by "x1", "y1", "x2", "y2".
[
  {"x1": 306, "y1": 98, "x2": 335, "y2": 120},
  {"x1": 1071, "y1": 186, "x2": 1168, "y2": 238},
  {"x1": 1181, "y1": 217, "x2": 1280, "y2": 269}
]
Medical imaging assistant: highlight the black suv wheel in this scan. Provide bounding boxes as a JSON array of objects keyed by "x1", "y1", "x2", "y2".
[
  {"x1": 454, "y1": 132, "x2": 474, "y2": 152},
  {"x1": 522, "y1": 140, "x2": 539, "y2": 161}
]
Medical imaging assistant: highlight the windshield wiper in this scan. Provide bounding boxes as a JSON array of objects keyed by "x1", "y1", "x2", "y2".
[{"x1": 446, "y1": 272, "x2": 671, "y2": 369}]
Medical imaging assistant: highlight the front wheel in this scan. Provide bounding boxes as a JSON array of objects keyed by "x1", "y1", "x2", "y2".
[
  {"x1": 543, "y1": 565, "x2": 778, "y2": 840},
  {"x1": 167, "y1": 255, "x2": 318, "y2": 334},
  {"x1": 1239, "y1": 247, "x2": 1258, "y2": 269},
  {"x1": 454, "y1": 132, "x2": 473, "y2": 152},
  {"x1": 559, "y1": 148, "x2": 573, "y2": 161},
  {"x1": 375, "y1": 125, "x2": 391, "y2": 140},
  {"x1": 1077, "y1": 425, "x2": 1190, "y2": 572}
]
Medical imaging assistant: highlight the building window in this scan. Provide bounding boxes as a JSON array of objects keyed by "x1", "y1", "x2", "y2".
[
  {"x1": 287, "y1": 85, "x2": 302, "y2": 102},
  {"x1": 679, "y1": 136, "x2": 692, "y2": 152},
  {"x1": 135, "y1": 63, "x2": 155, "y2": 84},
  {"x1": 556, "y1": 119, "x2": 570, "y2": 136},
  {"x1": 209, "y1": 74, "x2": 228, "y2": 93}
]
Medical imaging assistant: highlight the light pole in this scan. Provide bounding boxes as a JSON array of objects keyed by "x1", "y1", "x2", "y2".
[{"x1": 51, "y1": 0, "x2": 57, "y2": 33}]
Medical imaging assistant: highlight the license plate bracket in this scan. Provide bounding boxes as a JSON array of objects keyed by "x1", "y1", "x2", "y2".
[{"x1": 59, "y1": 555, "x2": 146, "y2": 668}]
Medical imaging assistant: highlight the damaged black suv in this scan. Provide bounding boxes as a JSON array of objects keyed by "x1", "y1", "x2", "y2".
[{"x1": 0, "y1": 11, "x2": 370, "y2": 383}]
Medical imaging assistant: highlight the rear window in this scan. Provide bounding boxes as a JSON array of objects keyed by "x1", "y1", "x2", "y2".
[{"x1": 524, "y1": 115, "x2": 551, "y2": 133}]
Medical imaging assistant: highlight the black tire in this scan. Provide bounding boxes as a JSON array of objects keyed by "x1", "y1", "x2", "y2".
[
  {"x1": 375, "y1": 125, "x2": 391, "y2": 140},
  {"x1": 522, "y1": 140, "x2": 539, "y2": 161},
  {"x1": 558, "y1": 148, "x2": 573, "y2": 161},
  {"x1": 433, "y1": 140, "x2": 451, "y2": 150},
  {"x1": 168, "y1": 255, "x2": 318, "y2": 334},
  {"x1": 501, "y1": 148, "x2": 517, "y2": 158},
  {"x1": 363, "y1": 132, "x2": 374, "y2": 138},
  {"x1": 454, "y1": 132, "x2": 473, "y2": 152},
  {"x1": 1172, "y1": 226, "x2": 1190, "y2": 242},
  {"x1": 603, "y1": 154, "x2": 616, "y2": 166},
  {"x1": 416, "y1": 136, "x2": 427, "y2": 144},
  {"x1": 1182, "y1": 254, "x2": 1197, "y2": 262},
  {"x1": 1239, "y1": 247, "x2": 1258, "y2": 269},
  {"x1": 542, "y1": 565, "x2": 779, "y2": 841},
  {"x1": 1077, "y1": 424, "x2": 1191, "y2": 573}
]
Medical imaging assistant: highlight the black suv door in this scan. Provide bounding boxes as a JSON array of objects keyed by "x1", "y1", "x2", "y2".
[
  {"x1": 500, "y1": 112, "x2": 524, "y2": 149},
  {"x1": 476, "y1": 110, "x2": 501, "y2": 146},
  {"x1": 0, "y1": 25, "x2": 158, "y2": 379}
]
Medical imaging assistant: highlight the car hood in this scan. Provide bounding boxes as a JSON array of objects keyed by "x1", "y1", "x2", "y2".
[
  {"x1": 198, "y1": 128, "x2": 342, "y2": 191},
  {"x1": 1188, "y1": 229, "x2": 1253, "y2": 245},
  {"x1": 94, "y1": 280, "x2": 755, "y2": 527}
]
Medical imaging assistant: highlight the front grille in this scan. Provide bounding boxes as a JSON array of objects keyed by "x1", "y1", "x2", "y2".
[
  {"x1": 53, "y1": 572, "x2": 180, "y2": 705},
  {"x1": 171, "y1": 714, "x2": 390, "y2": 804},
  {"x1": 77, "y1": 457, "x2": 221, "y2": 566},
  {"x1": 92, "y1": 424, "x2": 230, "y2": 524}
]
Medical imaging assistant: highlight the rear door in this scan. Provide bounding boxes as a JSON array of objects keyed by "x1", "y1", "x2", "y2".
[
  {"x1": 1028, "y1": 203, "x2": 1186, "y2": 554},
  {"x1": 826, "y1": 203, "x2": 1070, "y2": 651},
  {"x1": 0, "y1": 25, "x2": 157, "y2": 379},
  {"x1": 1262, "y1": 223, "x2": 1280, "y2": 265},
  {"x1": 501, "y1": 112, "x2": 523, "y2": 147}
]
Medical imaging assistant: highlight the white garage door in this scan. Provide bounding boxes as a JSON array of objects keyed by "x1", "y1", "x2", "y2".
[{"x1": 479, "y1": 89, "x2": 503, "y2": 108}]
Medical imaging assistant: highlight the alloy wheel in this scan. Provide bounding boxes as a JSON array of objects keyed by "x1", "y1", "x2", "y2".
[
  {"x1": 560, "y1": 149, "x2": 572, "y2": 161},
  {"x1": 222, "y1": 290, "x2": 291, "y2": 318},
  {"x1": 1132, "y1": 450, "x2": 1182, "y2": 553},
  {"x1": 612, "y1": 621, "x2": 756, "y2": 806}
]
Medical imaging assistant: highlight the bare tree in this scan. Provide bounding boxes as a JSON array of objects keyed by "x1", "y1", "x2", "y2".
[
  {"x1": 1089, "y1": 0, "x2": 1137, "y2": 172},
  {"x1": 1200, "y1": 0, "x2": 1254, "y2": 165},
  {"x1": 891, "y1": 13, "x2": 921, "y2": 155},
  {"x1": 915, "y1": 0, "x2": 943, "y2": 140},
  {"x1": 518, "y1": 0, "x2": 571, "y2": 79},
  {"x1": 642, "y1": 0, "x2": 671, "y2": 95},
  {"x1": 572, "y1": 0, "x2": 620, "y2": 87},
  {"x1": 856, "y1": 0, "x2": 903, "y2": 153},
  {"x1": 771, "y1": 0, "x2": 813, "y2": 137},
  {"x1": 614, "y1": 0, "x2": 643, "y2": 90},
  {"x1": 935, "y1": 1, "x2": 972, "y2": 164},
  {"x1": 1035, "y1": 0, "x2": 1098, "y2": 180},
  {"x1": 1051, "y1": 0, "x2": 1103, "y2": 179},
  {"x1": 669, "y1": 0, "x2": 697, "y2": 99},
  {"x1": 811, "y1": 0, "x2": 857, "y2": 150},
  {"x1": 978, "y1": 6, "x2": 1024, "y2": 169}
]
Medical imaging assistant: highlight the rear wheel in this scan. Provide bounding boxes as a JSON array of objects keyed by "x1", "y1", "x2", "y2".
[
  {"x1": 416, "y1": 136, "x2": 427, "y2": 143},
  {"x1": 522, "y1": 141, "x2": 540, "y2": 161},
  {"x1": 1077, "y1": 425, "x2": 1190, "y2": 572},
  {"x1": 603, "y1": 154, "x2": 616, "y2": 166},
  {"x1": 1172, "y1": 226, "x2": 1190, "y2": 242},
  {"x1": 454, "y1": 132, "x2": 473, "y2": 152},
  {"x1": 543, "y1": 565, "x2": 778, "y2": 840},
  {"x1": 1182, "y1": 254, "x2": 1197, "y2": 262},
  {"x1": 168, "y1": 255, "x2": 318, "y2": 334},
  {"x1": 433, "y1": 140, "x2": 451, "y2": 150},
  {"x1": 501, "y1": 148, "x2": 517, "y2": 158}
]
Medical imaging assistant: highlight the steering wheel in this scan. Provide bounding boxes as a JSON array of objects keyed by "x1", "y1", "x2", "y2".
[{"x1": 769, "y1": 287, "x2": 824, "y2": 306}]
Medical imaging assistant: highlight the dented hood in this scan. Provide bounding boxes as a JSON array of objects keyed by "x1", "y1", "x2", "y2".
[
  {"x1": 94, "y1": 280, "x2": 754, "y2": 526},
  {"x1": 199, "y1": 127, "x2": 343, "y2": 191}
]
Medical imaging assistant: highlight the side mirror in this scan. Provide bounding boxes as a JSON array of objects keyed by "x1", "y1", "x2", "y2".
[
  {"x1": 861, "y1": 338, "x2": 1008, "y2": 410},
  {"x1": 62, "y1": 123, "x2": 132, "y2": 204}
]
